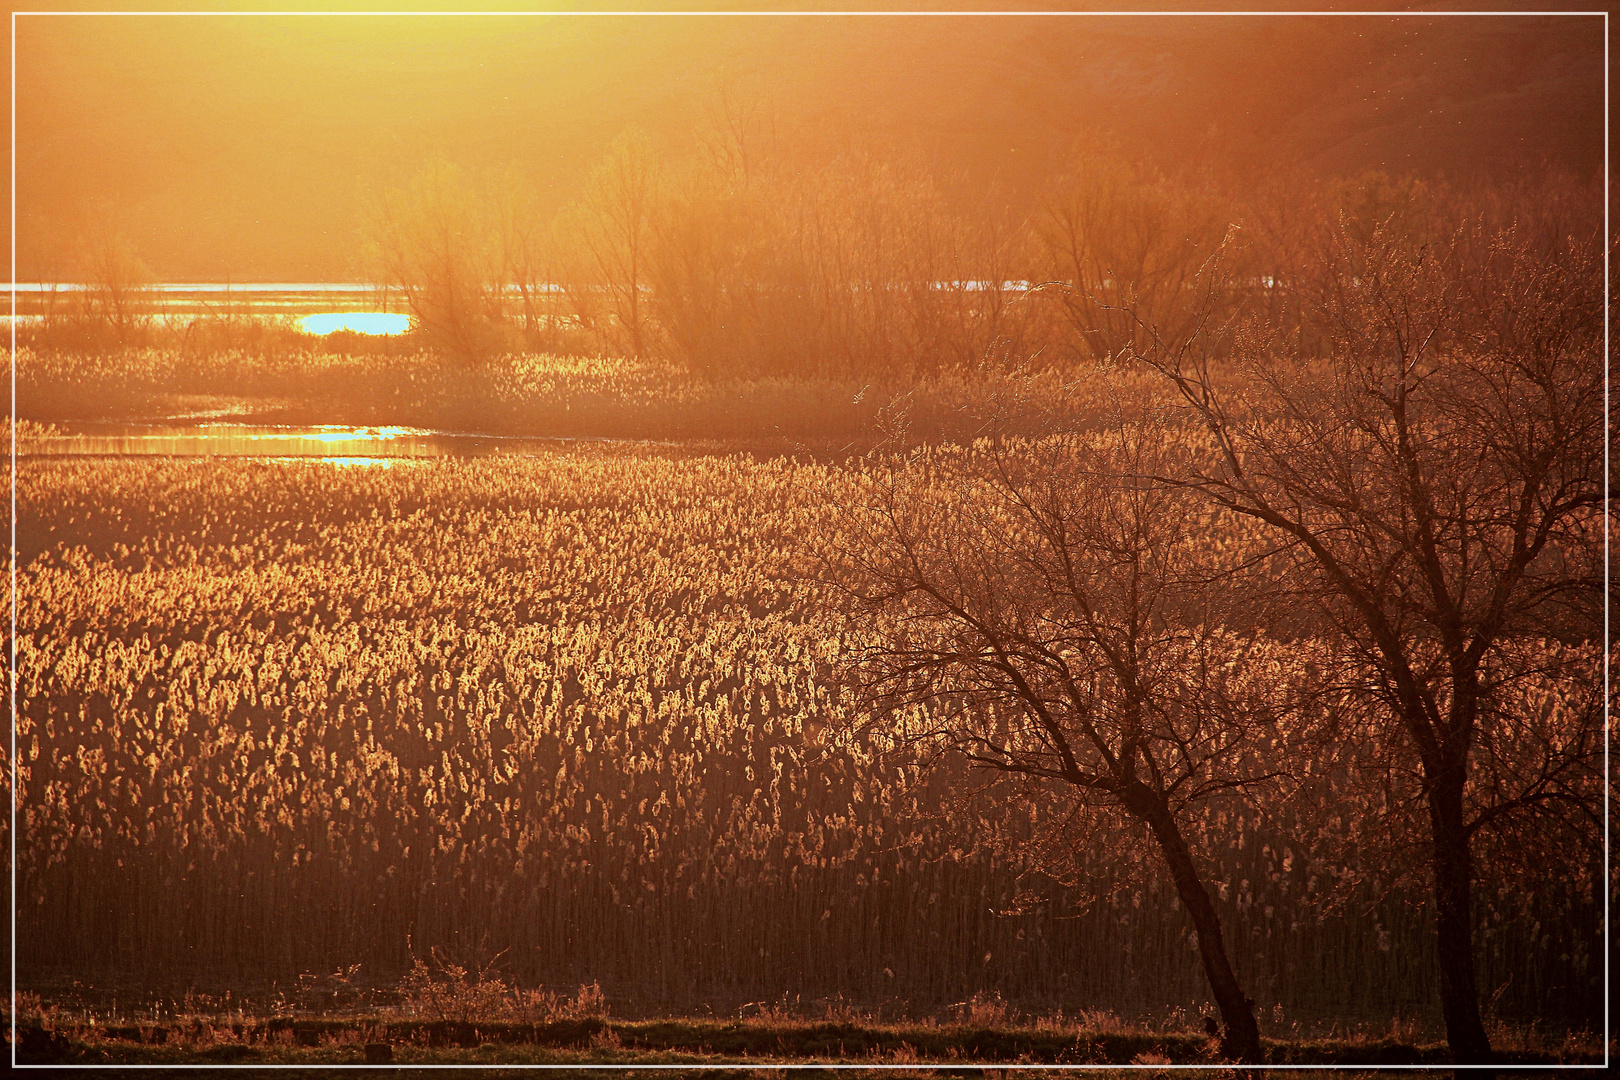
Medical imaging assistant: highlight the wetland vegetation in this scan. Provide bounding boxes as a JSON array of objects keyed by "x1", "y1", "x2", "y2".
[{"x1": 10, "y1": 13, "x2": 1606, "y2": 1072}]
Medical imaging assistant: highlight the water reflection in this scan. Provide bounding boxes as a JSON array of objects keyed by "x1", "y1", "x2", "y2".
[
  {"x1": 4, "y1": 311, "x2": 409, "y2": 334},
  {"x1": 271, "y1": 456, "x2": 417, "y2": 469},
  {"x1": 20, "y1": 424, "x2": 542, "y2": 461}
]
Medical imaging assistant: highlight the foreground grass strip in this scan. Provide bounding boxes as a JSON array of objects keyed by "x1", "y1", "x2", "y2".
[{"x1": 13, "y1": 1017, "x2": 1602, "y2": 1067}]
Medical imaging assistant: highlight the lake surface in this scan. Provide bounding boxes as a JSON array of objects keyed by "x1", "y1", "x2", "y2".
[
  {"x1": 17, "y1": 423, "x2": 610, "y2": 463},
  {"x1": 4, "y1": 281, "x2": 1033, "y2": 336},
  {"x1": 6, "y1": 282, "x2": 409, "y2": 335}
]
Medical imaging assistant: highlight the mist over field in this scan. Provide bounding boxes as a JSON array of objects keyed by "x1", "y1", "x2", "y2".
[{"x1": 7, "y1": 6, "x2": 1608, "y2": 1071}]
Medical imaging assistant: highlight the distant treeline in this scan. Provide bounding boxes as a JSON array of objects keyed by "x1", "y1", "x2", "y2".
[
  {"x1": 355, "y1": 116, "x2": 1601, "y2": 375},
  {"x1": 28, "y1": 116, "x2": 1599, "y2": 384}
]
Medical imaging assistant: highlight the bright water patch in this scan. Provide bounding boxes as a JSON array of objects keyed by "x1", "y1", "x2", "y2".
[
  {"x1": 22, "y1": 424, "x2": 482, "y2": 460},
  {"x1": 299, "y1": 312, "x2": 410, "y2": 336},
  {"x1": 12, "y1": 423, "x2": 632, "y2": 462}
]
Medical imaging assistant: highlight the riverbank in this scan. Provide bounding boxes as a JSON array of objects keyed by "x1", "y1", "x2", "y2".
[
  {"x1": 13, "y1": 345, "x2": 1162, "y2": 445},
  {"x1": 14, "y1": 1011, "x2": 1599, "y2": 1069}
]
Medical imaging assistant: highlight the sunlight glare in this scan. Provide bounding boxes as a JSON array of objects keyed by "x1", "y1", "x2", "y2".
[
  {"x1": 245, "y1": 425, "x2": 429, "y2": 444},
  {"x1": 271, "y1": 456, "x2": 414, "y2": 469},
  {"x1": 299, "y1": 311, "x2": 410, "y2": 336}
]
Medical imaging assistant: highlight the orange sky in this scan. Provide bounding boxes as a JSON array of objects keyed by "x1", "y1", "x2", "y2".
[{"x1": 9, "y1": 4, "x2": 1606, "y2": 281}]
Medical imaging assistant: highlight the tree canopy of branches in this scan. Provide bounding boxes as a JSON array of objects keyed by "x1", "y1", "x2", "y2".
[
  {"x1": 821, "y1": 431, "x2": 1313, "y2": 1063},
  {"x1": 1133, "y1": 212, "x2": 1604, "y2": 1062},
  {"x1": 563, "y1": 128, "x2": 662, "y2": 361},
  {"x1": 78, "y1": 231, "x2": 154, "y2": 343},
  {"x1": 363, "y1": 162, "x2": 544, "y2": 362},
  {"x1": 1034, "y1": 142, "x2": 1235, "y2": 365}
]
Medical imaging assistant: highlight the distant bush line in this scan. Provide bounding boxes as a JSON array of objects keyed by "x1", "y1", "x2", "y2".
[
  {"x1": 20, "y1": 124, "x2": 1599, "y2": 382},
  {"x1": 14, "y1": 345, "x2": 1167, "y2": 445}
]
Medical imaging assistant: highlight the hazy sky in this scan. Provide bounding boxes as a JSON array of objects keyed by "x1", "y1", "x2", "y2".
[{"x1": 11, "y1": 3, "x2": 1606, "y2": 281}]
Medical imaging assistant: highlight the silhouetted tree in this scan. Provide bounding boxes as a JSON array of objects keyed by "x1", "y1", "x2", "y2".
[
  {"x1": 78, "y1": 229, "x2": 153, "y2": 345},
  {"x1": 566, "y1": 129, "x2": 660, "y2": 359},
  {"x1": 364, "y1": 161, "x2": 515, "y2": 362},
  {"x1": 1132, "y1": 212, "x2": 1603, "y2": 1062},
  {"x1": 1035, "y1": 142, "x2": 1233, "y2": 364},
  {"x1": 821, "y1": 430, "x2": 1308, "y2": 1063},
  {"x1": 487, "y1": 170, "x2": 562, "y2": 352}
]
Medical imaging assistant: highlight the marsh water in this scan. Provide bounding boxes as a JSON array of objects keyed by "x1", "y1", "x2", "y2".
[
  {"x1": 5, "y1": 282, "x2": 409, "y2": 336},
  {"x1": 18, "y1": 423, "x2": 613, "y2": 463}
]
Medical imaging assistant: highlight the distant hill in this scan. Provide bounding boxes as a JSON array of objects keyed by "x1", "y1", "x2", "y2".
[{"x1": 13, "y1": 9, "x2": 1604, "y2": 282}]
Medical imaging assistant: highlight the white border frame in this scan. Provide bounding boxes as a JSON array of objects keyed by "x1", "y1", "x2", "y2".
[{"x1": 6, "y1": 6, "x2": 1611, "y2": 1072}]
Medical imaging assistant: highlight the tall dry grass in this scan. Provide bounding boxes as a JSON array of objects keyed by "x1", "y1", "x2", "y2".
[{"x1": 10, "y1": 442, "x2": 1602, "y2": 1030}]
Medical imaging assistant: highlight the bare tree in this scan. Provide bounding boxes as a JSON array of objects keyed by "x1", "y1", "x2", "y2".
[
  {"x1": 566, "y1": 129, "x2": 660, "y2": 360},
  {"x1": 487, "y1": 168, "x2": 557, "y2": 352},
  {"x1": 17, "y1": 212, "x2": 75, "y2": 336},
  {"x1": 364, "y1": 161, "x2": 513, "y2": 362},
  {"x1": 78, "y1": 229, "x2": 154, "y2": 345},
  {"x1": 1131, "y1": 212, "x2": 1604, "y2": 1062},
  {"x1": 1036, "y1": 142, "x2": 1234, "y2": 364},
  {"x1": 820, "y1": 430, "x2": 1308, "y2": 1064}
]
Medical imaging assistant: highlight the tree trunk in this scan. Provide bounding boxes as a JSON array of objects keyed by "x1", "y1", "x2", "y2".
[
  {"x1": 1428, "y1": 761, "x2": 1493, "y2": 1063},
  {"x1": 1134, "y1": 794, "x2": 1263, "y2": 1064}
]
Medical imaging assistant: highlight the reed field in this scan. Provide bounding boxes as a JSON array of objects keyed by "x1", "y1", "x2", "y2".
[
  {"x1": 10, "y1": 435, "x2": 1603, "y2": 1042},
  {"x1": 13, "y1": 12, "x2": 1606, "y2": 1071}
]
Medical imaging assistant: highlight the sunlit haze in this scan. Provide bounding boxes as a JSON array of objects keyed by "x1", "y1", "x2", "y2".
[
  {"x1": 11, "y1": 8, "x2": 1606, "y2": 1069},
  {"x1": 14, "y1": 10, "x2": 1603, "y2": 282}
]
